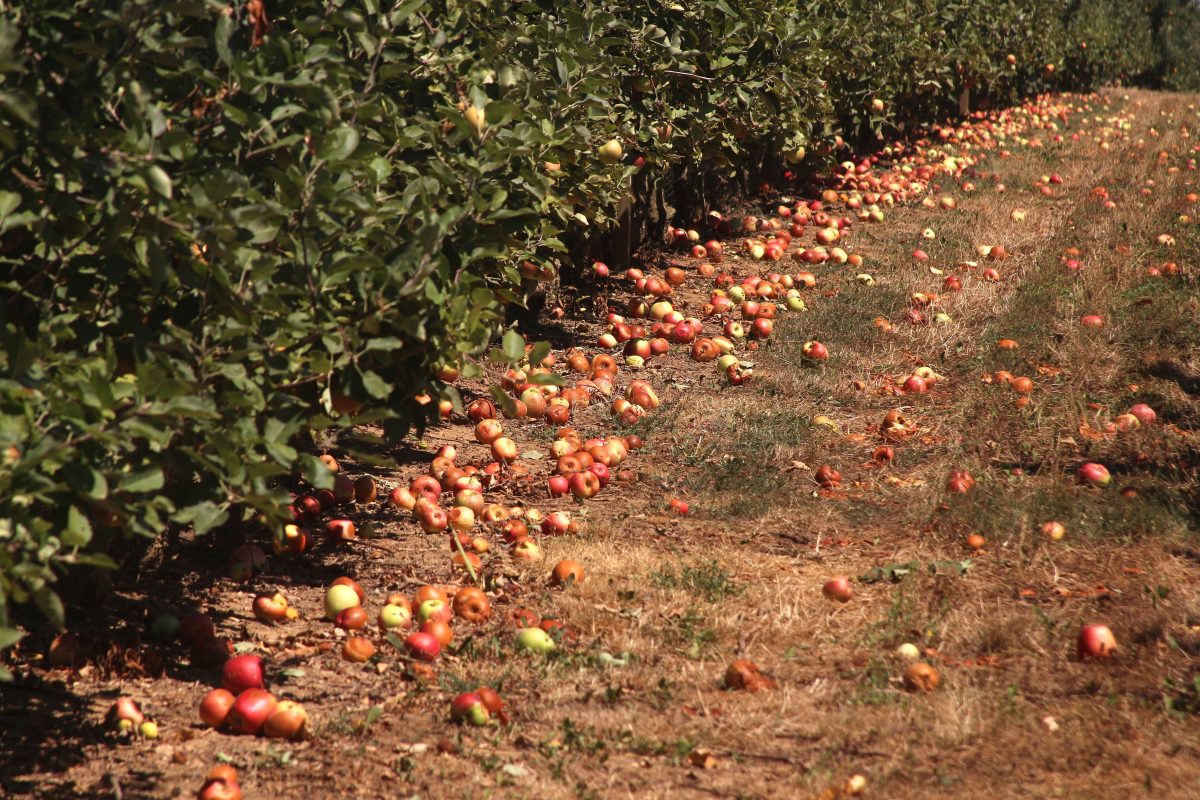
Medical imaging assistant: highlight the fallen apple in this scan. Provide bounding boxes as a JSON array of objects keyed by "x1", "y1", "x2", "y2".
[
  {"x1": 551, "y1": 559, "x2": 585, "y2": 587},
  {"x1": 1077, "y1": 462, "x2": 1111, "y2": 487},
  {"x1": 221, "y1": 654, "x2": 264, "y2": 695},
  {"x1": 1077, "y1": 623, "x2": 1117, "y2": 659},
  {"x1": 342, "y1": 636, "x2": 376, "y2": 663},
  {"x1": 325, "y1": 583, "x2": 362, "y2": 620},
  {"x1": 822, "y1": 577, "x2": 853, "y2": 603},
  {"x1": 403, "y1": 631, "x2": 441, "y2": 662},
  {"x1": 199, "y1": 688, "x2": 236, "y2": 729},
  {"x1": 903, "y1": 662, "x2": 940, "y2": 692},
  {"x1": 1042, "y1": 521, "x2": 1066, "y2": 540},
  {"x1": 516, "y1": 626, "x2": 556, "y2": 654},
  {"x1": 1127, "y1": 403, "x2": 1156, "y2": 424},
  {"x1": 263, "y1": 700, "x2": 308, "y2": 740},
  {"x1": 450, "y1": 692, "x2": 490, "y2": 726},
  {"x1": 227, "y1": 688, "x2": 277, "y2": 735}
]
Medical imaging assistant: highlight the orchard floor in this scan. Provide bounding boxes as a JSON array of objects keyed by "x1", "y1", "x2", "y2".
[{"x1": 4, "y1": 89, "x2": 1200, "y2": 800}]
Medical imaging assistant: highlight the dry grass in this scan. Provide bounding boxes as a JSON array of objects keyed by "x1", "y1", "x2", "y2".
[{"x1": 5, "y1": 90, "x2": 1200, "y2": 800}]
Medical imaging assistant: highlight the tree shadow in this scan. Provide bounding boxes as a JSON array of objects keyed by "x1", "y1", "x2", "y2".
[{"x1": 0, "y1": 674, "x2": 102, "y2": 797}]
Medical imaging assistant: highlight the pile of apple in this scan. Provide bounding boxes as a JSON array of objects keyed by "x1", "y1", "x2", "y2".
[{"x1": 198, "y1": 654, "x2": 307, "y2": 739}]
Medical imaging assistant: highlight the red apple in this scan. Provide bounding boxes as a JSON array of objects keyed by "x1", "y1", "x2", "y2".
[
  {"x1": 569, "y1": 470, "x2": 601, "y2": 499},
  {"x1": 822, "y1": 577, "x2": 853, "y2": 603},
  {"x1": 333, "y1": 474, "x2": 356, "y2": 504},
  {"x1": 178, "y1": 613, "x2": 215, "y2": 646},
  {"x1": 548, "y1": 474, "x2": 570, "y2": 497},
  {"x1": 199, "y1": 688, "x2": 236, "y2": 729},
  {"x1": 814, "y1": 465, "x2": 841, "y2": 488},
  {"x1": 404, "y1": 631, "x2": 441, "y2": 662},
  {"x1": 588, "y1": 462, "x2": 610, "y2": 487},
  {"x1": 252, "y1": 592, "x2": 290, "y2": 624},
  {"x1": 263, "y1": 700, "x2": 308, "y2": 740},
  {"x1": 451, "y1": 691, "x2": 490, "y2": 726},
  {"x1": 227, "y1": 688, "x2": 277, "y2": 735},
  {"x1": 1127, "y1": 404, "x2": 1156, "y2": 424},
  {"x1": 1077, "y1": 462, "x2": 1111, "y2": 487},
  {"x1": 541, "y1": 511, "x2": 572, "y2": 535},
  {"x1": 221, "y1": 654, "x2": 264, "y2": 695},
  {"x1": 801, "y1": 340, "x2": 829, "y2": 361},
  {"x1": 1077, "y1": 624, "x2": 1117, "y2": 659},
  {"x1": 325, "y1": 519, "x2": 356, "y2": 542}
]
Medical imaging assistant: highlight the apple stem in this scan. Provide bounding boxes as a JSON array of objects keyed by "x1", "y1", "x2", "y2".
[{"x1": 452, "y1": 532, "x2": 481, "y2": 587}]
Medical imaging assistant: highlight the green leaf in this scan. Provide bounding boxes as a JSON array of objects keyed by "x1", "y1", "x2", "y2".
[
  {"x1": 62, "y1": 506, "x2": 93, "y2": 548},
  {"x1": 319, "y1": 126, "x2": 360, "y2": 161},
  {"x1": 526, "y1": 371, "x2": 564, "y2": 386},
  {"x1": 0, "y1": 627, "x2": 24, "y2": 651},
  {"x1": 32, "y1": 587, "x2": 65, "y2": 630},
  {"x1": 215, "y1": 12, "x2": 234, "y2": 65},
  {"x1": 300, "y1": 454, "x2": 335, "y2": 489},
  {"x1": 0, "y1": 190, "x2": 21, "y2": 218},
  {"x1": 528, "y1": 341, "x2": 551, "y2": 366},
  {"x1": 120, "y1": 467, "x2": 165, "y2": 494},
  {"x1": 146, "y1": 165, "x2": 173, "y2": 199},
  {"x1": 359, "y1": 369, "x2": 392, "y2": 399},
  {"x1": 173, "y1": 501, "x2": 229, "y2": 535},
  {"x1": 488, "y1": 385, "x2": 518, "y2": 418},
  {"x1": 62, "y1": 464, "x2": 108, "y2": 500},
  {"x1": 501, "y1": 330, "x2": 525, "y2": 362}
]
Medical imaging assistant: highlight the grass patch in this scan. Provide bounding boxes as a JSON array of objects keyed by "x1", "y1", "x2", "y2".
[{"x1": 651, "y1": 559, "x2": 741, "y2": 600}]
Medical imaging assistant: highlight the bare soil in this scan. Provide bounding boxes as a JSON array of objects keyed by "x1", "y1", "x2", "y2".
[{"x1": 3, "y1": 88, "x2": 1200, "y2": 800}]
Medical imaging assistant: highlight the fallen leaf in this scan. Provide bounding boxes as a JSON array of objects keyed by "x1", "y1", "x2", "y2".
[{"x1": 1078, "y1": 421, "x2": 1115, "y2": 441}]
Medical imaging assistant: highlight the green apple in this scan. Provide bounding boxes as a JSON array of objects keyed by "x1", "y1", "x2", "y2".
[
  {"x1": 150, "y1": 613, "x2": 180, "y2": 641},
  {"x1": 378, "y1": 604, "x2": 411, "y2": 630},
  {"x1": 516, "y1": 627, "x2": 556, "y2": 654},
  {"x1": 324, "y1": 584, "x2": 361, "y2": 620},
  {"x1": 598, "y1": 139, "x2": 624, "y2": 164}
]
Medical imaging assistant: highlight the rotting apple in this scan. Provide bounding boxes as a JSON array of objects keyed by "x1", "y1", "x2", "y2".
[
  {"x1": 342, "y1": 636, "x2": 376, "y2": 663},
  {"x1": 453, "y1": 587, "x2": 491, "y2": 623},
  {"x1": 902, "y1": 662, "x2": 940, "y2": 692}
]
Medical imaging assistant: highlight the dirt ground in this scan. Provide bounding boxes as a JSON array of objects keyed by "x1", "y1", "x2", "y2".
[{"x1": 3, "y1": 88, "x2": 1199, "y2": 800}]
